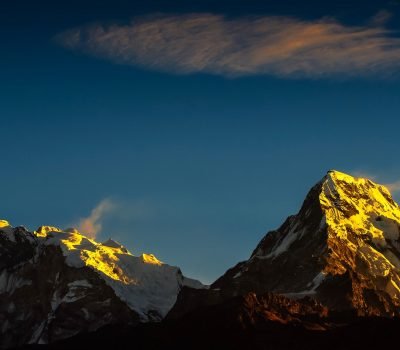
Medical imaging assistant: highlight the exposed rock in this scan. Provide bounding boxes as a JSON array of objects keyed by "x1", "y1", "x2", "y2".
[
  {"x1": 0, "y1": 223, "x2": 204, "y2": 348},
  {"x1": 21, "y1": 292, "x2": 400, "y2": 350},
  {"x1": 169, "y1": 170, "x2": 400, "y2": 319}
]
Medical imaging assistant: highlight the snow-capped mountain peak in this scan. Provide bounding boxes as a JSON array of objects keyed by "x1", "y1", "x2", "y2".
[
  {"x1": 172, "y1": 170, "x2": 400, "y2": 320},
  {"x1": 0, "y1": 221, "x2": 205, "y2": 348},
  {"x1": 321, "y1": 170, "x2": 400, "y2": 243},
  {"x1": 319, "y1": 170, "x2": 400, "y2": 303},
  {"x1": 101, "y1": 238, "x2": 129, "y2": 253},
  {"x1": 0, "y1": 220, "x2": 10, "y2": 228}
]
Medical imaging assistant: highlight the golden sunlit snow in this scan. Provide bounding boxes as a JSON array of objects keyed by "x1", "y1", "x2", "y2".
[
  {"x1": 321, "y1": 170, "x2": 400, "y2": 301},
  {"x1": 0, "y1": 220, "x2": 10, "y2": 228},
  {"x1": 141, "y1": 253, "x2": 163, "y2": 265},
  {"x1": 31, "y1": 227, "x2": 163, "y2": 284}
]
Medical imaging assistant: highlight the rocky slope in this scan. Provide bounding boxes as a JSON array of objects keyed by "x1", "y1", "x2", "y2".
[
  {"x1": 4, "y1": 170, "x2": 400, "y2": 349},
  {"x1": 22, "y1": 293, "x2": 400, "y2": 350},
  {"x1": 0, "y1": 221, "x2": 203, "y2": 348},
  {"x1": 169, "y1": 170, "x2": 400, "y2": 319}
]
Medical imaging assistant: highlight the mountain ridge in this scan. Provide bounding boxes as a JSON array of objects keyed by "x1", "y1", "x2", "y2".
[
  {"x1": 169, "y1": 170, "x2": 400, "y2": 319},
  {"x1": 3, "y1": 170, "x2": 400, "y2": 349},
  {"x1": 0, "y1": 222, "x2": 204, "y2": 348}
]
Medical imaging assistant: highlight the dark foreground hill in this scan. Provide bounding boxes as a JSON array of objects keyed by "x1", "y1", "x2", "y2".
[{"x1": 22, "y1": 291, "x2": 400, "y2": 350}]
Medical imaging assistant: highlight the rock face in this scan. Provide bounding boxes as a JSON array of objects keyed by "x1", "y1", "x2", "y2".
[
  {"x1": 170, "y1": 170, "x2": 400, "y2": 319},
  {"x1": 0, "y1": 222, "x2": 204, "y2": 348},
  {"x1": 21, "y1": 292, "x2": 400, "y2": 350}
]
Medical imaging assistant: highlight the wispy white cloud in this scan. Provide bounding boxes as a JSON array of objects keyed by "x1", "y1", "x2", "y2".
[
  {"x1": 77, "y1": 199, "x2": 115, "y2": 239},
  {"x1": 351, "y1": 171, "x2": 378, "y2": 181},
  {"x1": 351, "y1": 170, "x2": 400, "y2": 194},
  {"x1": 56, "y1": 13, "x2": 400, "y2": 78},
  {"x1": 383, "y1": 180, "x2": 400, "y2": 193},
  {"x1": 73, "y1": 198, "x2": 156, "y2": 240}
]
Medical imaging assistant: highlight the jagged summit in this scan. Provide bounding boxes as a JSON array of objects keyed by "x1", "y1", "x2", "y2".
[
  {"x1": 322, "y1": 170, "x2": 396, "y2": 213},
  {"x1": 0, "y1": 221, "x2": 204, "y2": 348},
  {"x1": 249, "y1": 170, "x2": 400, "y2": 314},
  {"x1": 0, "y1": 220, "x2": 10, "y2": 228},
  {"x1": 170, "y1": 170, "x2": 400, "y2": 320},
  {"x1": 321, "y1": 170, "x2": 400, "y2": 254},
  {"x1": 102, "y1": 238, "x2": 128, "y2": 249},
  {"x1": 3, "y1": 170, "x2": 400, "y2": 348},
  {"x1": 140, "y1": 253, "x2": 163, "y2": 265},
  {"x1": 252, "y1": 170, "x2": 400, "y2": 258}
]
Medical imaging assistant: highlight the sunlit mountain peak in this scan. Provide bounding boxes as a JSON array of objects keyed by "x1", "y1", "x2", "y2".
[
  {"x1": 141, "y1": 253, "x2": 163, "y2": 266},
  {"x1": 0, "y1": 220, "x2": 205, "y2": 347},
  {"x1": 0, "y1": 220, "x2": 10, "y2": 228},
  {"x1": 198, "y1": 170, "x2": 400, "y2": 318}
]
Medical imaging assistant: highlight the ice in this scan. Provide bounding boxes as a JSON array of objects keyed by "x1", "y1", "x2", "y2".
[
  {"x1": 39, "y1": 226, "x2": 205, "y2": 320},
  {"x1": 1, "y1": 220, "x2": 206, "y2": 324}
]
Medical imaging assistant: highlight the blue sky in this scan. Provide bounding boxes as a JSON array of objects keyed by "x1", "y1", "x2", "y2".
[{"x1": 1, "y1": 0, "x2": 400, "y2": 283}]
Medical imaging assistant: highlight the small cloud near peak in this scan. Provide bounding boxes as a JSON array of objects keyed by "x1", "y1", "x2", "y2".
[
  {"x1": 77, "y1": 199, "x2": 115, "y2": 239},
  {"x1": 384, "y1": 181, "x2": 400, "y2": 193},
  {"x1": 350, "y1": 170, "x2": 400, "y2": 194}
]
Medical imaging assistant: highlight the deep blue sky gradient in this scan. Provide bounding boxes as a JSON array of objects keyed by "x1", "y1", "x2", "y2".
[{"x1": 1, "y1": 0, "x2": 400, "y2": 283}]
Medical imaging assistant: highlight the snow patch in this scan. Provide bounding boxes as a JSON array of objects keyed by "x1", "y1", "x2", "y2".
[
  {"x1": 284, "y1": 272, "x2": 326, "y2": 299},
  {"x1": 372, "y1": 215, "x2": 399, "y2": 241},
  {"x1": 102, "y1": 239, "x2": 128, "y2": 253},
  {"x1": 263, "y1": 229, "x2": 301, "y2": 259},
  {"x1": 41, "y1": 228, "x2": 205, "y2": 320},
  {"x1": 0, "y1": 270, "x2": 32, "y2": 294},
  {"x1": 308, "y1": 272, "x2": 326, "y2": 291},
  {"x1": 0, "y1": 219, "x2": 205, "y2": 325},
  {"x1": 35, "y1": 226, "x2": 62, "y2": 237},
  {"x1": 61, "y1": 280, "x2": 93, "y2": 303},
  {"x1": 68, "y1": 280, "x2": 92, "y2": 288},
  {"x1": 233, "y1": 271, "x2": 242, "y2": 279}
]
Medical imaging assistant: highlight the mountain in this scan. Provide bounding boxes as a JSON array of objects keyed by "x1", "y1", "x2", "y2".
[
  {"x1": 169, "y1": 170, "x2": 400, "y2": 319},
  {"x1": 0, "y1": 222, "x2": 204, "y2": 348},
  {"x1": 22, "y1": 293, "x2": 400, "y2": 350},
  {"x1": 5, "y1": 170, "x2": 400, "y2": 350}
]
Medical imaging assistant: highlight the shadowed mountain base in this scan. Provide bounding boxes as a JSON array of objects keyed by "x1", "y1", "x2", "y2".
[{"x1": 20, "y1": 292, "x2": 400, "y2": 350}]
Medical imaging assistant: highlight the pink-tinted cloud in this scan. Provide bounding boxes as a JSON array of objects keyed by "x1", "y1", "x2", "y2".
[
  {"x1": 77, "y1": 199, "x2": 115, "y2": 239},
  {"x1": 56, "y1": 13, "x2": 400, "y2": 78}
]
